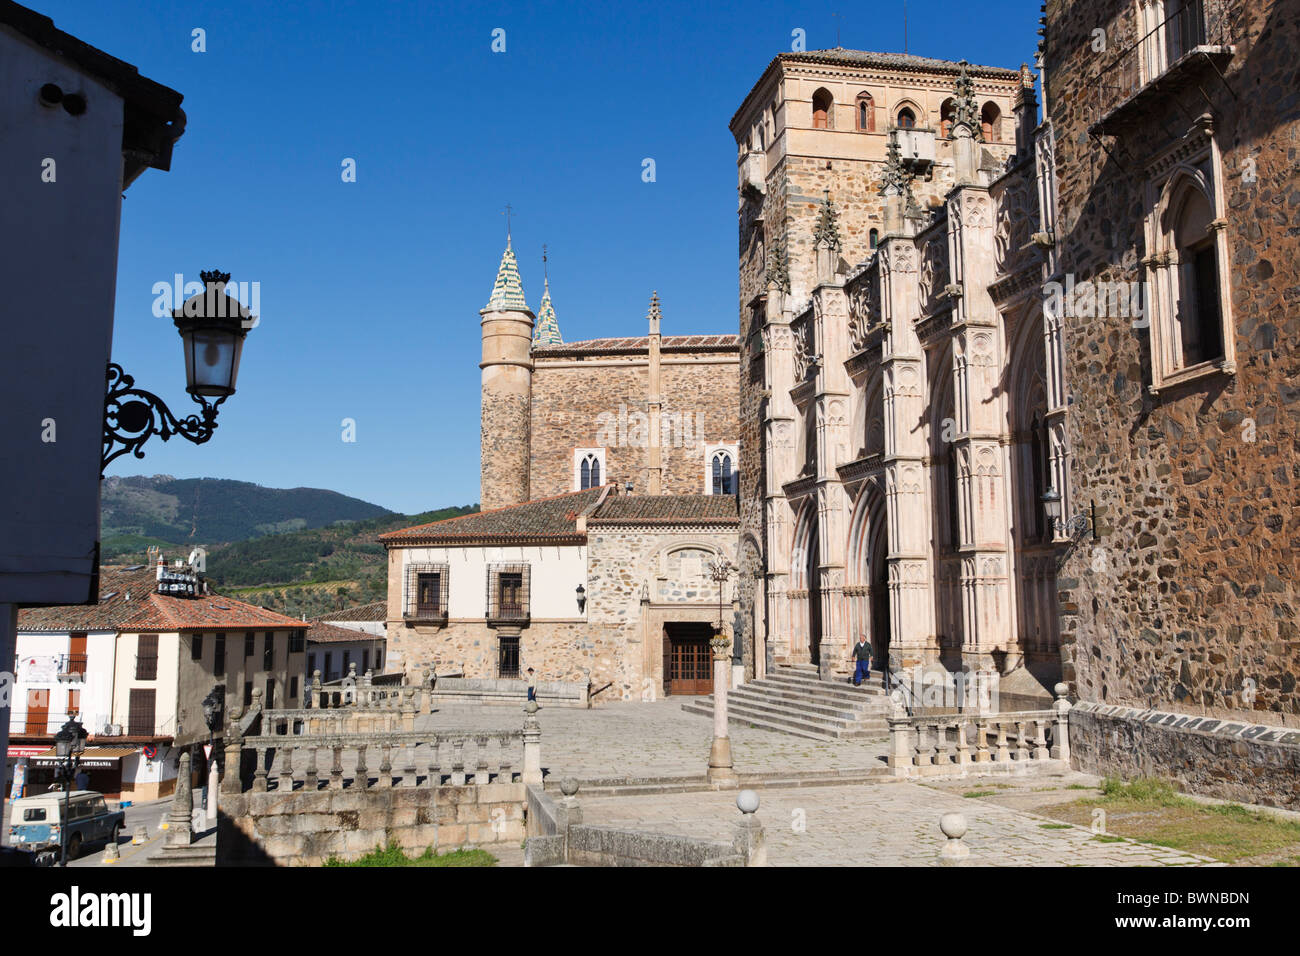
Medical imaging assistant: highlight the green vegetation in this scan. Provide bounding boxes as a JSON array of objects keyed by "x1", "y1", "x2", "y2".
[
  {"x1": 1039, "y1": 776, "x2": 1300, "y2": 864},
  {"x1": 962, "y1": 790, "x2": 997, "y2": 798},
  {"x1": 324, "y1": 844, "x2": 497, "y2": 867},
  {"x1": 1038, "y1": 823, "x2": 1073, "y2": 830}
]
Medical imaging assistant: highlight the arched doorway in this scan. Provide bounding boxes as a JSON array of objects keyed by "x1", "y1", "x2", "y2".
[
  {"x1": 868, "y1": 503, "x2": 890, "y2": 675},
  {"x1": 806, "y1": 519, "x2": 821, "y2": 666}
]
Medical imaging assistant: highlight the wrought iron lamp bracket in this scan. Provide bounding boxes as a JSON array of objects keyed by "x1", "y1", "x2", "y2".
[{"x1": 102, "y1": 363, "x2": 226, "y2": 475}]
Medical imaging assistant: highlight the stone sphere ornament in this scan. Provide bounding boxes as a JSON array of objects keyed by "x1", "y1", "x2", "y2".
[
  {"x1": 939, "y1": 812, "x2": 970, "y2": 864},
  {"x1": 560, "y1": 778, "x2": 580, "y2": 798},
  {"x1": 736, "y1": 789, "x2": 760, "y2": 815}
]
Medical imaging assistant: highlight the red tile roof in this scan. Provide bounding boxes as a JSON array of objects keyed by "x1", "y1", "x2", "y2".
[
  {"x1": 17, "y1": 564, "x2": 307, "y2": 633},
  {"x1": 316, "y1": 601, "x2": 387, "y2": 622},
  {"x1": 307, "y1": 620, "x2": 385, "y2": 645},
  {"x1": 589, "y1": 495, "x2": 739, "y2": 525}
]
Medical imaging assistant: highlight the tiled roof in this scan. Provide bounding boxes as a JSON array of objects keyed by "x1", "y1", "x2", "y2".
[
  {"x1": 589, "y1": 495, "x2": 740, "y2": 525},
  {"x1": 532, "y1": 334, "x2": 739, "y2": 356},
  {"x1": 483, "y1": 239, "x2": 531, "y2": 313},
  {"x1": 307, "y1": 620, "x2": 385, "y2": 645},
  {"x1": 17, "y1": 564, "x2": 307, "y2": 633},
  {"x1": 533, "y1": 278, "x2": 562, "y2": 346},
  {"x1": 379, "y1": 488, "x2": 604, "y2": 545},
  {"x1": 316, "y1": 601, "x2": 387, "y2": 622}
]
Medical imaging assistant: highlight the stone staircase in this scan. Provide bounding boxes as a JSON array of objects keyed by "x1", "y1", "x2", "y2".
[{"x1": 679, "y1": 664, "x2": 891, "y2": 741}]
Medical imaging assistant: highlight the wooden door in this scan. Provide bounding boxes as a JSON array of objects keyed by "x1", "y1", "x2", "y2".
[{"x1": 664, "y1": 625, "x2": 713, "y2": 695}]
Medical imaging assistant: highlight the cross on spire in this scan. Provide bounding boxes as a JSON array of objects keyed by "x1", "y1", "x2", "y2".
[{"x1": 503, "y1": 203, "x2": 514, "y2": 245}]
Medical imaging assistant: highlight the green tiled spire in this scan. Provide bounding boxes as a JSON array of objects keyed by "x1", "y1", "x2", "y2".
[
  {"x1": 533, "y1": 278, "x2": 562, "y2": 345},
  {"x1": 483, "y1": 237, "x2": 530, "y2": 313}
]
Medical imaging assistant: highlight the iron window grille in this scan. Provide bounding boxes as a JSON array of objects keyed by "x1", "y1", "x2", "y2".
[
  {"x1": 404, "y1": 564, "x2": 449, "y2": 623},
  {"x1": 486, "y1": 563, "x2": 530, "y2": 623},
  {"x1": 498, "y1": 636, "x2": 521, "y2": 679}
]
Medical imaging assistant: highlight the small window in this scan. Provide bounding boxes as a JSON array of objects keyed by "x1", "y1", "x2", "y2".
[
  {"x1": 289, "y1": 630, "x2": 305, "y2": 653},
  {"x1": 573, "y1": 448, "x2": 606, "y2": 491},
  {"x1": 244, "y1": 632, "x2": 255, "y2": 657},
  {"x1": 22, "y1": 808, "x2": 47, "y2": 822},
  {"x1": 417, "y1": 572, "x2": 442, "y2": 614},
  {"x1": 243, "y1": 681, "x2": 253, "y2": 707},
  {"x1": 869, "y1": 229, "x2": 879, "y2": 249},
  {"x1": 855, "y1": 92, "x2": 875, "y2": 132},
  {"x1": 487, "y1": 564, "x2": 530, "y2": 620},
  {"x1": 940, "y1": 98, "x2": 956, "y2": 138},
  {"x1": 981, "y1": 102, "x2": 1001, "y2": 142},
  {"x1": 896, "y1": 107, "x2": 916, "y2": 128},
  {"x1": 289, "y1": 675, "x2": 299, "y2": 700},
  {"x1": 812, "y1": 88, "x2": 833, "y2": 129},
  {"x1": 498, "y1": 636, "x2": 521, "y2": 679},
  {"x1": 324, "y1": 652, "x2": 333, "y2": 680},
  {"x1": 135, "y1": 635, "x2": 158, "y2": 680},
  {"x1": 191, "y1": 635, "x2": 203, "y2": 661},
  {"x1": 711, "y1": 451, "x2": 737, "y2": 495},
  {"x1": 214, "y1": 633, "x2": 225, "y2": 677},
  {"x1": 342, "y1": 650, "x2": 351, "y2": 675},
  {"x1": 265, "y1": 678, "x2": 275, "y2": 709},
  {"x1": 361, "y1": 649, "x2": 370, "y2": 675},
  {"x1": 263, "y1": 635, "x2": 274, "y2": 670},
  {"x1": 307, "y1": 652, "x2": 316, "y2": 676}
]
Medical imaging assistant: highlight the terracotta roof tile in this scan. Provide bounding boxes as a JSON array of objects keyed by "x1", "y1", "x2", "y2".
[
  {"x1": 379, "y1": 488, "x2": 602, "y2": 545},
  {"x1": 588, "y1": 495, "x2": 739, "y2": 525},
  {"x1": 532, "y1": 334, "x2": 739, "y2": 356},
  {"x1": 17, "y1": 564, "x2": 307, "y2": 633},
  {"x1": 307, "y1": 620, "x2": 384, "y2": 645},
  {"x1": 316, "y1": 601, "x2": 387, "y2": 622}
]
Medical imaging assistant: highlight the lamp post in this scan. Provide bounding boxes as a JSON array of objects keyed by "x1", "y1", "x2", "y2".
[
  {"x1": 53, "y1": 717, "x2": 87, "y2": 866},
  {"x1": 102, "y1": 271, "x2": 255, "y2": 474},
  {"x1": 706, "y1": 557, "x2": 738, "y2": 788},
  {"x1": 201, "y1": 686, "x2": 224, "y2": 824}
]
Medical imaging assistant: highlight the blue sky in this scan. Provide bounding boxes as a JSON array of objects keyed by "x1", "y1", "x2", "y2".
[{"x1": 60, "y1": 0, "x2": 1037, "y2": 514}]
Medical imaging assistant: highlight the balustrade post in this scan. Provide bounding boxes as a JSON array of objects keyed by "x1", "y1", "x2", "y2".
[
  {"x1": 1033, "y1": 718, "x2": 1050, "y2": 761},
  {"x1": 221, "y1": 707, "x2": 244, "y2": 794},
  {"x1": 420, "y1": 669, "x2": 433, "y2": 715},
  {"x1": 497, "y1": 734, "x2": 513, "y2": 784},
  {"x1": 522, "y1": 701, "x2": 543, "y2": 785},
  {"x1": 378, "y1": 743, "x2": 393, "y2": 788},
  {"x1": 1015, "y1": 719, "x2": 1030, "y2": 763},
  {"x1": 329, "y1": 745, "x2": 344, "y2": 790},
  {"x1": 304, "y1": 746, "x2": 319, "y2": 790},
  {"x1": 277, "y1": 746, "x2": 294, "y2": 792},
  {"x1": 955, "y1": 720, "x2": 972, "y2": 767},
  {"x1": 1051, "y1": 683, "x2": 1072, "y2": 762},
  {"x1": 975, "y1": 717, "x2": 991, "y2": 763},
  {"x1": 994, "y1": 721, "x2": 1010, "y2": 762},
  {"x1": 933, "y1": 722, "x2": 950, "y2": 768},
  {"x1": 426, "y1": 738, "x2": 441, "y2": 787},
  {"x1": 355, "y1": 742, "x2": 369, "y2": 789},
  {"x1": 473, "y1": 735, "x2": 490, "y2": 785},
  {"x1": 914, "y1": 723, "x2": 932, "y2": 768},
  {"x1": 403, "y1": 743, "x2": 417, "y2": 787},
  {"x1": 886, "y1": 694, "x2": 915, "y2": 776},
  {"x1": 402, "y1": 687, "x2": 416, "y2": 732},
  {"x1": 252, "y1": 745, "x2": 269, "y2": 792},
  {"x1": 311, "y1": 670, "x2": 322, "y2": 709}
]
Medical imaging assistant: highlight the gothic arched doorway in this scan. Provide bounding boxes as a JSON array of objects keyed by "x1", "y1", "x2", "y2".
[{"x1": 806, "y1": 519, "x2": 821, "y2": 666}]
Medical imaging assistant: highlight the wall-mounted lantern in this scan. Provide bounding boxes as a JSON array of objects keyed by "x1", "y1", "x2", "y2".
[
  {"x1": 102, "y1": 270, "x2": 254, "y2": 473},
  {"x1": 575, "y1": 584, "x2": 586, "y2": 614},
  {"x1": 1042, "y1": 488, "x2": 1097, "y2": 541}
]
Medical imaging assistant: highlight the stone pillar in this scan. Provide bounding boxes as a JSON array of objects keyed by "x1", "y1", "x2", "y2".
[
  {"x1": 521, "y1": 701, "x2": 542, "y2": 785},
  {"x1": 221, "y1": 708, "x2": 243, "y2": 795},
  {"x1": 166, "y1": 750, "x2": 193, "y2": 847},
  {"x1": 732, "y1": 790, "x2": 766, "y2": 866},
  {"x1": 707, "y1": 635, "x2": 738, "y2": 788},
  {"x1": 761, "y1": 292, "x2": 798, "y2": 669},
  {"x1": 206, "y1": 751, "x2": 218, "y2": 822},
  {"x1": 886, "y1": 693, "x2": 914, "y2": 777},
  {"x1": 1051, "y1": 682, "x2": 1072, "y2": 762},
  {"x1": 310, "y1": 670, "x2": 321, "y2": 709}
]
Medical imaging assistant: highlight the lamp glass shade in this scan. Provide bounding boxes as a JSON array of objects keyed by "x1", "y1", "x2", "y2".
[
  {"x1": 55, "y1": 731, "x2": 71, "y2": 759},
  {"x1": 1042, "y1": 489, "x2": 1063, "y2": 523},
  {"x1": 182, "y1": 328, "x2": 244, "y2": 397},
  {"x1": 72, "y1": 722, "x2": 86, "y2": 754}
]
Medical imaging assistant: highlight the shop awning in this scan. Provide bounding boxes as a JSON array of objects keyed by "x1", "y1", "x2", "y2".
[
  {"x1": 6, "y1": 745, "x2": 50, "y2": 759},
  {"x1": 29, "y1": 746, "x2": 138, "y2": 769}
]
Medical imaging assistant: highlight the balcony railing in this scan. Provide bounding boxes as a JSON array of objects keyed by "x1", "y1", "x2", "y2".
[
  {"x1": 56, "y1": 654, "x2": 88, "y2": 679},
  {"x1": 1090, "y1": 0, "x2": 1233, "y2": 134}
]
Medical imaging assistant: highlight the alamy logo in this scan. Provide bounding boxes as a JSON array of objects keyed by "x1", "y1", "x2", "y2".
[
  {"x1": 49, "y1": 887, "x2": 151, "y2": 936},
  {"x1": 151, "y1": 274, "x2": 259, "y2": 328},
  {"x1": 1042, "y1": 275, "x2": 1148, "y2": 327},
  {"x1": 594, "y1": 403, "x2": 705, "y2": 449}
]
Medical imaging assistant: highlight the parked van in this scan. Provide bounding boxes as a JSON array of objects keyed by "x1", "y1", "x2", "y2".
[{"x1": 8, "y1": 791, "x2": 124, "y2": 860}]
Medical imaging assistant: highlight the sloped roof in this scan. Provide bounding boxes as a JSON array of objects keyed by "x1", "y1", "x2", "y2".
[
  {"x1": 307, "y1": 620, "x2": 385, "y2": 645},
  {"x1": 482, "y1": 239, "x2": 531, "y2": 313},
  {"x1": 379, "y1": 488, "x2": 603, "y2": 545},
  {"x1": 532, "y1": 334, "x2": 739, "y2": 357},
  {"x1": 17, "y1": 564, "x2": 307, "y2": 633},
  {"x1": 589, "y1": 495, "x2": 739, "y2": 525},
  {"x1": 533, "y1": 278, "x2": 562, "y2": 346},
  {"x1": 316, "y1": 601, "x2": 387, "y2": 622}
]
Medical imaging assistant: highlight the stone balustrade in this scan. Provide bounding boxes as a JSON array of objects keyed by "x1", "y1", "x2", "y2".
[{"x1": 885, "y1": 683, "x2": 1072, "y2": 777}]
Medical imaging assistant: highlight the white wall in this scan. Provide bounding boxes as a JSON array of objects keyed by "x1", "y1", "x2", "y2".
[
  {"x1": 0, "y1": 26, "x2": 128, "y2": 606},
  {"x1": 12, "y1": 631, "x2": 115, "y2": 734},
  {"x1": 111, "y1": 633, "x2": 180, "y2": 735},
  {"x1": 400, "y1": 546, "x2": 587, "y2": 620}
]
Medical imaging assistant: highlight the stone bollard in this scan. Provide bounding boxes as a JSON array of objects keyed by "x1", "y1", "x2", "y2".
[
  {"x1": 166, "y1": 751, "x2": 194, "y2": 847},
  {"x1": 559, "y1": 778, "x2": 583, "y2": 825},
  {"x1": 1051, "y1": 682, "x2": 1072, "y2": 762},
  {"x1": 102, "y1": 837, "x2": 120, "y2": 864},
  {"x1": 522, "y1": 700, "x2": 543, "y2": 784},
  {"x1": 733, "y1": 789, "x2": 766, "y2": 866},
  {"x1": 938, "y1": 812, "x2": 969, "y2": 865},
  {"x1": 132, "y1": 825, "x2": 148, "y2": 846},
  {"x1": 886, "y1": 691, "x2": 914, "y2": 777},
  {"x1": 222, "y1": 706, "x2": 244, "y2": 795}
]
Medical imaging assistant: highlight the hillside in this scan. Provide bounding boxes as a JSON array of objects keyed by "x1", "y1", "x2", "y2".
[
  {"x1": 202, "y1": 504, "x2": 478, "y2": 619},
  {"x1": 101, "y1": 475, "x2": 393, "y2": 557}
]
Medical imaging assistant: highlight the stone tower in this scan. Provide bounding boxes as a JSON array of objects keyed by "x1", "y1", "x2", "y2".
[{"x1": 480, "y1": 237, "x2": 534, "y2": 510}]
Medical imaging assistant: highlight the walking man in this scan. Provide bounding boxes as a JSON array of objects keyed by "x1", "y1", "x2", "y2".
[{"x1": 850, "y1": 636, "x2": 873, "y2": 687}]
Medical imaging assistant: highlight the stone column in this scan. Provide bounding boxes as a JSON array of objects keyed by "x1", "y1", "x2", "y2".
[
  {"x1": 165, "y1": 750, "x2": 193, "y2": 847},
  {"x1": 707, "y1": 635, "x2": 738, "y2": 788},
  {"x1": 521, "y1": 701, "x2": 542, "y2": 785},
  {"x1": 1051, "y1": 682, "x2": 1072, "y2": 762},
  {"x1": 221, "y1": 708, "x2": 243, "y2": 795},
  {"x1": 206, "y1": 749, "x2": 218, "y2": 822}
]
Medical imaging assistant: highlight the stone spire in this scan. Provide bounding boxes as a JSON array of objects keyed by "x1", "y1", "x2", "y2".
[
  {"x1": 880, "y1": 133, "x2": 907, "y2": 197},
  {"x1": 813, "y1": 191, "x2": 843, "y2": 251},
  {"x1": 533, "y1": 277, "x2": 562, "y2": 346},
  {"x1": 647, "y1": 291, "x2": 663, "y2": 335},
  {"x1": 483, "y1": 236, "x2": 530, "y2": 313},
  {"x1": 766, "y1": 234, "x2": 791, "y2": 295},
  {"x1": 951, "y1": 60, "x2": 981, "y2": 140}
]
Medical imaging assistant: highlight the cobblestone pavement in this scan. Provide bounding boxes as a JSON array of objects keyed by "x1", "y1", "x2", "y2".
[
  {"x1": 576, "y1": 776, "x2": 1219, "y2": 867},
  {"x1": 420, "y1": 700, "x2": 889, "y2": 780}
]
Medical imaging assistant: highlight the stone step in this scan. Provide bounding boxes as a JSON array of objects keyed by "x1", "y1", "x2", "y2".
[
  {"x1": 679, "y1": 700, "x2": 838, "y2": 741},
  {"x1": 727, "y1": 686, "x2": 874, "y2": 723},
  {"x1": 682, "y1": 697, "x2": 889, "y2": 741},
  {"x1": 150, "y1": 843, "x2": 216, "y2": 867},
  {"x1": 765, "y1": 669, "x2": 889, "y2": 697},
  {"x1": 733, "y1": 681, "x2": 885, "y2": 714}
]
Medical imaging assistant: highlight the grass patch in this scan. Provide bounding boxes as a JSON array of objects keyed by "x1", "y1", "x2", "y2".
[
  {"x1": 1035, "y1": 776, "x2": 1300, "y2": 864},
  {"x1": 324, "y1": 844, "x2": 497, "y2": 867},
  {"x1": 1038, "y1": 823, "x2": 1073, "y2": 830},
  {"x1": 1091, "y1": 834, "x2": 1126, "y2": 843},
  {"x1": 963, "y1": 790, "x2": 997, "y2": 799},
  {"x1": 1065, "y1": 784, "x2": 1094, "y2": 791}
]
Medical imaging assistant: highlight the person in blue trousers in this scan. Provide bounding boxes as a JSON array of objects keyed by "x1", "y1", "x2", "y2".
[{"x1": 850, "y1": 637, "x2": 873, "y2": 686}]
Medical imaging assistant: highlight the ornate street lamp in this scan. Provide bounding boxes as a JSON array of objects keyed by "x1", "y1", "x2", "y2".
[
  {"x1": 575, "y1": 584, "x2": 587, "y2": 614},
  {"x1": 53, "y1": 717, "x2": 87, "y2": 866},
  {"x1": 1042, "y1": 488, "x2": 1097, "y2": 541},
  {"x1": 102, "y1": 270, "x2": 254, "y2": 473}
]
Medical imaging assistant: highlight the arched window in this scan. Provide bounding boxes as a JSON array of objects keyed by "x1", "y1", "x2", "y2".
[
  {"x1": 711, "y1": 450, "x2": 736, "y2": 495},
  {"x1": 1171, "y1": 185, "x2": 1224, "y2": 367},
  {"x1": 869, "y1": 228, "x2": 879, "y2": 249},
  {"x1": 812, "y1": 88, "x2": 833, "y2": 129},
  {"x1": 574, "y1": 448, "x2": 605, "y2": 490},
  {"x1": 1030, "y1": 412, "x2": 1047, "y2": 542},
  {"x1": 896, "y1": 107, "x2": 916, "y2": 129},
  {"x1": 939, "y1": 98, "x2": 956, "y2": 138},
  {"x1": 580, "y1": 453, "x2": 601, "y2": 489},
  {"x1": 981, "y1": 102, "x2": 1001, "y2": 142},
  {"x1": 855, "y1": 92, "x2": 875, "y2": 132}
]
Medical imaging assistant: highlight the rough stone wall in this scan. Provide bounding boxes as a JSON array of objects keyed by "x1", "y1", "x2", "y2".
[
  {"x1": 529, "y1": 352, "x2": 739, "y2": 498},
  {"x1": 217, "y1": 783, "x2": 526, "y2": 866},
  {"x1": 480, "y1": 390, "x2": 530, "y2": 511},
  {"x1": 1068, "y1": 702, "x2": 1300, "y2": 811},
  {"x1": 1046, "y1": 0, "x2": 1300, "y2": 723}
]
